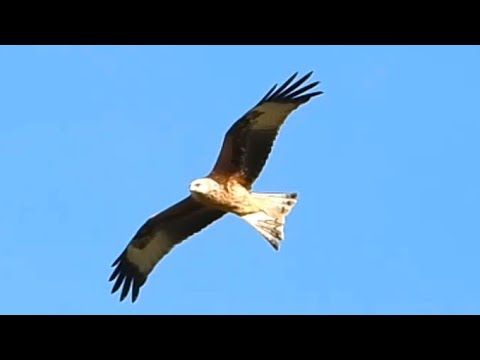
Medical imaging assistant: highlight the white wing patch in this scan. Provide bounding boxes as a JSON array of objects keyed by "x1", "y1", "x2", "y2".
[
  {"x1": 126, "y1": 231, "x2": 174, "y2": 275},
  {"x1": 250, "y1": 103, "x2": 298, "y2": 130}
]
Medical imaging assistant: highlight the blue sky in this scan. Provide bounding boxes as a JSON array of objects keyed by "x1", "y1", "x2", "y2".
[{"x1": 1, "y1": 45, "x2": 479, "y2": 314}]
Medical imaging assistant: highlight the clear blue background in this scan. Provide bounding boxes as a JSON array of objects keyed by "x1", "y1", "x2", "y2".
[{"x1": 1, "y1": 45, "x2": 479, "y2": 314}]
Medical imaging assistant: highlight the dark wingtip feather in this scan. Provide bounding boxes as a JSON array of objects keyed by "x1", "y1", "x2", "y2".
[
  {"x1": 131, "y1": 281, "x2": 140, "y2": 303},
  {"x1": 269, "y1": 72, "x2": 299, "y2": 98},
  {"x1": 111, "y1": 272, "x2": 125, "y2": 294},
  {"x1": 108, "y1": 264, "x2": 121, "y2": 282},
  {"x1": 120, "y1": 276, "x2": 133, "y2": 301},
  {"x1": 111, "y1": 254, "x2": 122, "y2": 267},
  {"x1": 109, "y1": 250, "x2": 147, "y2": 303},
  {"x1": 259, "y1": 71, "x2": 323, "y2": 106},
  {"x1": 259, "y1": 83, "x2": 278, "y2": 103},
  {"x1": 287, "y1": 81, "x2": 319, "y2": 99},
  {"x1": 304, "y1": 70, "x2": 314, "y2": 79}
]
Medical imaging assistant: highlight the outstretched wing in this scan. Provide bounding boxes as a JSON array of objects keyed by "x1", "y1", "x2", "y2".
[
  {"x1": 209, "y1": 71, "x2": 323, "y2": 187},
  {"x1": 109, "y1": 196, "x2": 226, "y2": 303}
]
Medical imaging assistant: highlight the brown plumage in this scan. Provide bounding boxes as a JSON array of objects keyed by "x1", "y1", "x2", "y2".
[{"x1": 109, "y1": 71, "x2": 323, "y2": 303}]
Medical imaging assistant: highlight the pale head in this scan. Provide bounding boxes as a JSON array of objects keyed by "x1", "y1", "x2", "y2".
[{"x1": 189, "y1": 177, "x2": 220, "y2": 195}]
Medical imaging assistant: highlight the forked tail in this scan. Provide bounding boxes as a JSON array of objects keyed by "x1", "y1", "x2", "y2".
[{"x1": 241, "y1": 192, "x2": 298, "y2": 250}]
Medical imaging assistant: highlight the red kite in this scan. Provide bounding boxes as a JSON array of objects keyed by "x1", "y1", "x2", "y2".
[{"x1": 109, "y1": 71, "x2": 323, "y2": 302}]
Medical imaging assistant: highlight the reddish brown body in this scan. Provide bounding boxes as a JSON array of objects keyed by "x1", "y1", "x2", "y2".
[{"x1": 191, "y1": 177, "x2": 261, "y2": 216}]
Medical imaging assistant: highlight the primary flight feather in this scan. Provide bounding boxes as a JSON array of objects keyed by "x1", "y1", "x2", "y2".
[{"x1": 109, "y1": 71, "x2": 323, "y2": 303}]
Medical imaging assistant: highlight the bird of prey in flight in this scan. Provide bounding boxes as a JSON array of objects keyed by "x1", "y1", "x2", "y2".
[{"x1": 109, "y1": 71, "x2": 323, "y2": 303}]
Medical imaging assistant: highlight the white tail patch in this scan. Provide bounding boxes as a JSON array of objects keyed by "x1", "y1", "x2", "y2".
[{"x1": 242, "y1": 192, "x2": 298, "y2": 250}]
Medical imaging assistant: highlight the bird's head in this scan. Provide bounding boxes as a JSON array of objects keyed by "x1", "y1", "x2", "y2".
[{"x1": 189, "y1": 177, "x2": 220, "y2": 195}]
